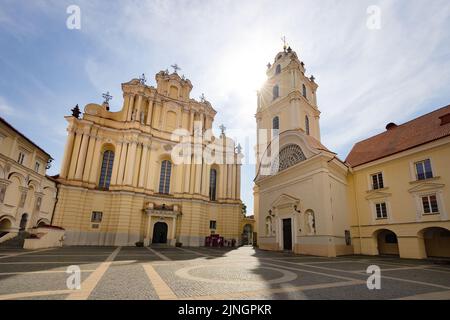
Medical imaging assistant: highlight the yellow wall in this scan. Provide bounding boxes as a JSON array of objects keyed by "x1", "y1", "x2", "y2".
[
  {"x1": 349, "y1": 137, "x2": 450, "y2": 259},
  {"x1": 53, "y1": 71, "x2": 246, "y2": 246}
]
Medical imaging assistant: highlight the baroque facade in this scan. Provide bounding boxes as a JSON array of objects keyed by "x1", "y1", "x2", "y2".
[
  {"x1": 53, "y1": 70, "x2": 244, "y2": 246},
  {"x1": 255, "y1": 47, "x2": 450, "y2": 259},
  {"x1": 0, "y1": 118, "x2": 57, "y2": 239}
]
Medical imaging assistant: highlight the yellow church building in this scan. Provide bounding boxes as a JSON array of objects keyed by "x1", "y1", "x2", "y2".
[
  {"x1": 254, "y1": 46, "x2": 450, "y2": 259},
  {"x1": 52, "y1": 69, "x2": 245, "y2": 246}
]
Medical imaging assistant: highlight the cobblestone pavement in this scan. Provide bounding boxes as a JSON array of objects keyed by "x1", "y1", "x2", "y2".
[{"x1": 0, "y1": 246, "x2": 449, "y2": 300}]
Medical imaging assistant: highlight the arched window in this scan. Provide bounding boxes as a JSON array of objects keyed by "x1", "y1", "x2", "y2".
[
  {"x1": 271, "y1": 144, "x2": 306, "y2": 173},
  {"x1": 209, "y1": 169, "x2": 217, "y2": 201},
  {"x1": 273, "y1": 85, "x2": 279, "y2": 100},
  {"x1": 159, "y1": 160, "x2": 172, "y2": 194},
  {"x1": 302, "y1": 84, "x2": 307, "y2": 98},
  {"x1": 305, "y1": 115, "x2": 310, "y2": 135},
  {"x1": 98, "y1": 150, "x2": 114, "y2": 190},
  {"x1": 272, "y1": 116, "x2": 279, "y2": 131},
  {"x1": 275, "y1": 64, "x2": 281, "y2": 74}
]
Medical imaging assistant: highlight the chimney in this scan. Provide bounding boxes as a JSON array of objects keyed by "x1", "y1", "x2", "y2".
[{"x1": 386, "y1": 122, "x2": 398, "y2": 130}]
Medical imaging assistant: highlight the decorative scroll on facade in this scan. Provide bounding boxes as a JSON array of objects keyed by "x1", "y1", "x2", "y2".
[{"x1": 271, "y1": 144, "x2": 306, "y2": 174}]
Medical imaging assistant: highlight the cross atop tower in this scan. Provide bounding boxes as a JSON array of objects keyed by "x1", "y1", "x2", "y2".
[
  {"x1": 219, "y1": 124, "x2": 226, "y2": 136},
  {"x1": 102, "y1": 91, "x2": 113, "y2": 104},
  {"x1": 171, "y1": 64, "x2": 181, "y2": 73},
  {"x1": 281, "y1": 36, "x2": 288, "y2": 51}
]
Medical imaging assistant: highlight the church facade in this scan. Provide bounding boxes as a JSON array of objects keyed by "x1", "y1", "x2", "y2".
[
  {"x1": 53, "y1": 70, "x2": 244, "y2": 246},
  {"x1": 255, "y1": 47, "x2": 450, "y2": 259}
]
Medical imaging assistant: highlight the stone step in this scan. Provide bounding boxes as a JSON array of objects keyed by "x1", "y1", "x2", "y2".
[{"x1": 0, "y1": 231, "x2": 30, "y2": 248}]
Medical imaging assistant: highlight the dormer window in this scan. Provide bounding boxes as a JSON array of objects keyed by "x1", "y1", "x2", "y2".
[
  {"x1": 275, "y1": 65, "x2": 281, "y2": 74},
  {"x1": 277, "y1": 54, "x2": 283, "y2": 60},
  {"x1": 273, "y1": 85, "x2": 279, "y2": 100}
]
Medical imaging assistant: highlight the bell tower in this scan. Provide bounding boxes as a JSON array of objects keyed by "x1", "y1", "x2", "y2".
[{"x1": 256, "y1": 45, "x2": 321, "y2": 142}]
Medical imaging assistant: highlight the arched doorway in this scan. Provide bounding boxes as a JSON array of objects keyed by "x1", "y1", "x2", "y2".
[
  {"x1": 420, "y1": 227, "x2": 450, "y2": 258},
  {"x1": 376, "y1": 229, "x2": 399, "y2": 256},
  {"x1": 152, "y1": 222, "x2": 168, "y2": 244},
  {"x1": 0, "y1": 218, "x2": 12, "y2": 237},
  {"x1": 19, "y1": 213, "x2": 28, "y2": 231},
  {"x1": 242, "y1": 224, "x2": 253, "y2": 245}
]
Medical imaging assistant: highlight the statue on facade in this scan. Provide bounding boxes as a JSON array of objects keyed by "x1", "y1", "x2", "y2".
[
  {"x1": 306, "y1": 211, "x2": 316, "y2": 235},
  {"x1": 71, "y1": 104, "x2": 81, "y2": 119}
]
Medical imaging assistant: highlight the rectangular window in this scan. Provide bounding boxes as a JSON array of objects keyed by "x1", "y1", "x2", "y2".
[
  {"x1": 209, "y1": 220, "x2": 217, "y2": 230},
  {"x1": 17, "y1": 152, "x2": 25, "y2": 165},
  {"x1": 422, "y1": 195, "x2": 439, "y2": 214},
  {"x1": 371, "y1": 172, "x2": 384, "y2": 190},
  {"x1": 91, "y1": 211, "x2": 103, "y2": 223},
  {"x1": 375, "y1": 202, "x2": 388, "y2": 219},
  {"x1": 415, "y1": 159, "x2": 433, "y2": 180},
  {"x1": 34, "y1": 162, "x2": 40, "y2": 172}
]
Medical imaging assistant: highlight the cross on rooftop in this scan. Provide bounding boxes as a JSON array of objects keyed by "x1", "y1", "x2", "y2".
[
  {"x1": 102, "y1": 91, "x2": 113, "y2": 104},
  {"x1": 171, "y1": 64, "x2": 181, "y2": 73},
  {"x1": 281, "y1": 36, "x2": 288, "y2": 50}
]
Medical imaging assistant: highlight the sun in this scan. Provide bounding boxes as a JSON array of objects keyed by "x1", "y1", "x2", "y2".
[{"x1": 216, "y1": 44, "x2": 271, "y2": 95}]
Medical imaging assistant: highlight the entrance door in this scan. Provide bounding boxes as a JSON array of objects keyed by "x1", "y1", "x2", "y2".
[
  {"x1": 282, "y1": 218, "x2": 292, "y2": 251},
  {"x1": 152, "y1": 222, "x2": 168, "y2": 244}
]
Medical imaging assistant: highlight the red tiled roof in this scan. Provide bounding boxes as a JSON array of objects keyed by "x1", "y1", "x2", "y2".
[{"x1": 346, "y1": 104, "x2": 450, "y2": 167}]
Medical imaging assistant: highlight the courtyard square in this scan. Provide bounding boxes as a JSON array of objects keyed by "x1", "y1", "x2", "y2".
[{"x1": 0, "y1": 246, "x2": 449, "y2": 300}]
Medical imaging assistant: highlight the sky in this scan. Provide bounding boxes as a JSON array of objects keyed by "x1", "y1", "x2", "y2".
[{"x1": 1, "y1": 0, "x2": 449, "y2": 215}]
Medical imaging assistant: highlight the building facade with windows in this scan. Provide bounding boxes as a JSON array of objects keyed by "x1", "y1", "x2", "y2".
[
  {"x1": 0, "y1": 118, "x2": 57, "y2": 239},
  {"x1": 346, "y1": 106, "x2": 450, "y2": 258},
  {"x1": 254, "y1": 46, "x2": 450, "y2": 259},
  {"x1": 52, "y1": 70, "x2": 244, "y2": 246}
]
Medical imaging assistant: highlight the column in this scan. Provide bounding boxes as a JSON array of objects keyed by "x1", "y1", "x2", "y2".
[
  {"x1": 189, "y1": 111, "x2": 195, "y2": 135},
  {"x1": 201, "y1": 163, "x2": 209, "y2": 196},
  {"x1": 221, "y1": 163, "x2": 228, "y2": 199},
  {"x1": 117, "y1": 142, "x2": 128, "y2": 185},
  {"x1": 127, "y1": 95, "x2": 135, "y2": 121},
  {"x1": 183, "y1": 159, "x2": 191, "y2": 193},
  {"x1": 138, "y1": 144, "x2": 149, "y2": 188},
  {"x1": 152, "y1": 103, "x2": 161, "y2": 129},
  {"x1": 75, "y1": 129, "x2": 90, "y2": 180},
  {"x1": 124, "y1": 142, "x2": 137, "y2": 185},
  {"x1": 135, "y1": 95, "x2": 143, "y2": 121},
  {"x1": 67, "y1": 131, "x2": 82, "y2": 180},
  {"x1": 88, "y1": 137, "x2": 103, "y2": 185},
  {"x1": 231, "y1": 164, "x2": 237, "y2": 200},
  {"x1": 189, "y1": 162, "x2": 196, "y2": 194},
  {"x1": 60, "y1": 128, "x2": 75, "y2": 179},
  {"x1": 146, "y1": 146, "x2": 158, "y2": 191},
  {"x1": 146, "y1": 100, "x2": 154, "y2": 126},
  {"x1": 236, "y1": 164, "x2": 241, "y2": 199},
  {"x1": 110, "y1": 140, "x2": 123, "y2": 185},
  {"x1": 227, "y1": 164, "x2": 232, "y2": 199},
  {"x1": 82, "y1": 134, "x2": 97, "y2": 182}
]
